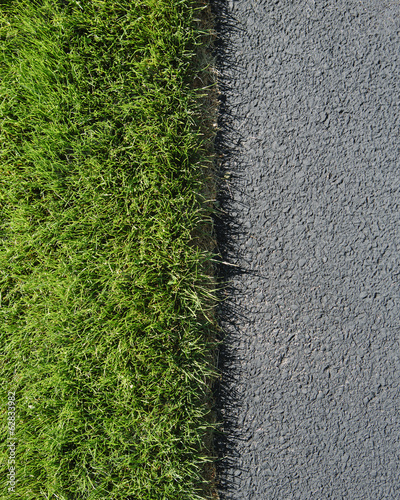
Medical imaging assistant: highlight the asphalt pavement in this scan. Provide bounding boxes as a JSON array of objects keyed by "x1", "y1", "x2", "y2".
[{"x1": 213, "y1": 1, "x2": 400, "y2": 498}]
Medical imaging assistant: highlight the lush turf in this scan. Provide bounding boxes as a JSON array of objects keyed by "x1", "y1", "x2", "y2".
[{"x1": 0, "y1": 0, "x2": 218, "y2": 498}]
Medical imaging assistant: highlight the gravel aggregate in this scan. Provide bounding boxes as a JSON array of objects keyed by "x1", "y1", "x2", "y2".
[{"x1": 212, "y1": 1, "x2": 400, "y2": 498}]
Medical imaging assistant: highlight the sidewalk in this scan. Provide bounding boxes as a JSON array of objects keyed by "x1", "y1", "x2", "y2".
[{"x1": 214, "y1": 0, "x2": 400, "y2": 498}]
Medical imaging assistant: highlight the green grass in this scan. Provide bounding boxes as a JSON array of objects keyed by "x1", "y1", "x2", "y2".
[{"x1": 0, "y1": 0, "x2": 218, "y2": 498}]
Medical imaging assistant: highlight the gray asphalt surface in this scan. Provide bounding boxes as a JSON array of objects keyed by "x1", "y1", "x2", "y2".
[{"x1": 213, "y1": 1, "x2": 400, "y2": 498}]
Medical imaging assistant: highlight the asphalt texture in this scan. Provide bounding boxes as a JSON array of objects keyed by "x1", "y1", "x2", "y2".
[{"x1": 212, "y1": 1, "x2": 400, "y2": 498}]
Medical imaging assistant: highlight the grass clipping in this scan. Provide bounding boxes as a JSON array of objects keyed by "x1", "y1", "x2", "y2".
[{"x1": 0, "y1": 0, "x2": 219, "y2": 498}]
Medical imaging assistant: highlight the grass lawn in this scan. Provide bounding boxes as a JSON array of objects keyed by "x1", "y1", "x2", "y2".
[{"x1": 0, "y1": 0, "x2": 219, "y2": 498}]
